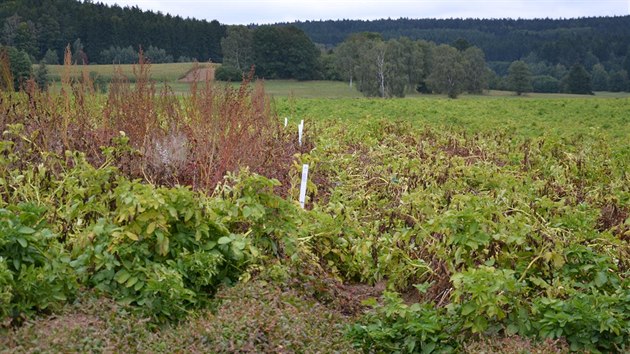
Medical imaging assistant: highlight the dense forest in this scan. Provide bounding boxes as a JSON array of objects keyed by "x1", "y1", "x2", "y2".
[
  {"x1": 0, "y1": 0, "x2": 225, "y2": 63},
  {"x1": 285, "y1": 17, "x2": 630, "y2": 68},
  {"x1": 1, "y1": 0, "x2": 630, "y2": 94}
]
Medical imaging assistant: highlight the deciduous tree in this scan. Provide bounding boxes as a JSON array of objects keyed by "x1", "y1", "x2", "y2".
[
  {"x1": 252, "y1": 26, "x2": 319, "y2": 80},
  {"x1": 462, "y1": 46, "x2": 488, "y2": 94},
  {"x1": 565, "y1": 64, "x2": 592, "y2": 94},
  {"x1": 221, "y1": 26, "x2": 253, "y2": 71},
  {"x1": 507, "y1": 60, "x2": 532, "y2": 95},
  {"x1": 591, "y1": 63, "x2": 609, "y2": 91},
  {"x1": 427, "y1": 44, "x2": 465, "y2": 98}
]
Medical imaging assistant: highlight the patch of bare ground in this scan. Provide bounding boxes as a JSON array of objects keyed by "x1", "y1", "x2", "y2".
[
  {"x1": 441, "y1": 139, "x2": 506, "y2": 166},
  {"x1": 179, "y1": 66, "x2": 215, "y2": 82},
  {"x1": 597, "y1": 203, "x2": 629, "y2": 239},
  {"x1": 326, "y1": 280, "x2": 387, "y2": 316}
]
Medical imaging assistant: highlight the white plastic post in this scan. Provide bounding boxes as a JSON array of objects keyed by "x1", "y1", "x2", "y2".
[
  {"x1": 299, "y1": 164, "x2": 309, "y2": 209},
  {"x1": 298, "y1": 120, "x2": 304, "y2": 146},
  {"x1": 284, "y1": 117, "x2": 288, "y2": 127}
]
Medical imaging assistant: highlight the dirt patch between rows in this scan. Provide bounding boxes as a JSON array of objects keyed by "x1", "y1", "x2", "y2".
[{"x1": 179, "y1": 67, "x2": 215, "y2": 82}]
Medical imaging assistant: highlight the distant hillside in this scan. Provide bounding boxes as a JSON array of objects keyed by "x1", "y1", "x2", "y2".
[
  {"x1": 283, "y1": 17, "x2": 630, "y2": 67},
  {"x1": 2, "y1": 0, "x2": 629, "y2": 78},
  {"x1": 0, "y1": 0, "x2": 225, "y2": 63}
]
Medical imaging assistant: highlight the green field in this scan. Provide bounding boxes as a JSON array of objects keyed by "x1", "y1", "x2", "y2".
[
  {"x1": 44, "y1": 62, "x2": 211, "y2": 83},
  {"x1": 40, "y1": 62, "x2": 630, "y2": 98},
  {"x1": 1, "y1": 73, "x2": 629, "y2": 352}
]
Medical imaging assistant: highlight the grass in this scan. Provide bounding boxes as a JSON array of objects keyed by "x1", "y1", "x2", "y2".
[
  {"x1": 275, "y1": 96, "x2": 630, "y2": 144},
  {"x1": 44, "y1": 62, "x2": 212, "y2": 83},
  {"x1": 261, "y1": 80, "x2": 363, "y2": 98},
  {"x1": 38, "y1": 62, "x2": 630, "y2": 98},
  {"x1": 0, "y1": 280, "x2": 357, "y2": 353}
]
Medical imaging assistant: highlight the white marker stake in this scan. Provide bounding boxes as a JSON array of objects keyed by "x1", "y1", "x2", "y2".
[
  {"x1": 299, "y1": 164, "x2": 309, "y2": 209},
  {"x1": 298, "y1": 120, "x2": 304, "y2": 146},
  {"x1": 284, "y1": 117, "x2": 288, "y2": 127}
]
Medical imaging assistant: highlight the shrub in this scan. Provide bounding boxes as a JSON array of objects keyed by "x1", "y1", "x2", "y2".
[
  {"x1": 347, "y1": 292, "x2": 455, "y2": 353},
  {"x1": 532, "y1": 75, "x2": 560, "y2": 93},
  {"x1": 214, "y1": 65, "x2": 243, "y2": 81},
  {"x1": 0, "y1": 204, "x2": 78, "y2": 323}
]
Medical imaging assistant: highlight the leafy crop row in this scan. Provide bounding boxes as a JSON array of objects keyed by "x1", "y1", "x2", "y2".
[
  {"x1": 1, "y1": 55, "x2": 629, "y2": 351},
  {"x1": 281, "y1": 102, "x2": 628, "y2": 352}
]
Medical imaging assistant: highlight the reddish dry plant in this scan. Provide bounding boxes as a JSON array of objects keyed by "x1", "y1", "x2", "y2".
[
  {"x1": 0, "y1": 48, "x2": 296, "y2": 195},
  {"x1": 0, "y1": 48, "x2": 12, "y2": 92}
]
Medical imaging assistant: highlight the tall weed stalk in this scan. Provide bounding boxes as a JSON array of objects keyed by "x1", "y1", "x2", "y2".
[{"x1": 0, "y1": 48, "x2": 294, "y2": 197}]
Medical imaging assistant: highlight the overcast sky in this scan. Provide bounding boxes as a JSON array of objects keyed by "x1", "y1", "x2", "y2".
[{"x1": 96, "y1": 0, "x2": 630, "y2": 25}]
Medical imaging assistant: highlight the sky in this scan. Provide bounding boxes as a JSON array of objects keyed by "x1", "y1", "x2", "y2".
[{"x1": 96, "y1": 0, "x2": 630, "y2": 25}]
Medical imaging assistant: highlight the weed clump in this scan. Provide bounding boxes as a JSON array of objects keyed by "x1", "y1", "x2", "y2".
[{"x1": 0, "y1": 47, "x2": 295, "y2": 195}]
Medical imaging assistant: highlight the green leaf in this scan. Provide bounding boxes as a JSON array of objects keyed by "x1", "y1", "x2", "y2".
[
  {"x1": 422, "y1": 342, "x2": 436, "y2": 354},
  {"x1": 361, "y1": 297, "x2": 378, "y2": 307},
  {"x1": 218, "y1": 236, "x2": 232, "y2": 245},
  {"x1": 472, "y1": 316, "x2": 488, "y2": 333},
  {"x1": 156, "y1": 231, "x2": 169, "y2": 256},
  {"x1": 242, "y1": 206, "x2": 252, "y2": 218},
  {"x1": 232, "y1": 240, "x2": 246, "y2": 250},
  {"x1": 114, "y1": 269, "x2": 131, "y2": 284},
  {"x1": 126, "y1": 231, "x2": 139, "y2": 241},
  {"x1": 133, "y1": 280, "x2": 145, "y2": 291},
  {"x1": 184, "y1": 208, "x2": 194, "y2": 222},
  {"x1": 17, "y1": 226, "x2": 36, "y2": 234},
  {"x1": 146, "y1": 222, "x2": 156, "y2": 235},
  {"x1": 125, "y1": 276, "x2": 139, "y2": 288},
  {"x1": 16, "y1": 237, "x2": 28, "y2": 247},
  {"x1": 594, "y1": 271, "x2": 607, "y2": 287},
  {"x1": 461, "y1": 303, "x2": 476, "y2": 316},
  {"x1": 52, "y1": 293, "x2": 67, "y2": 301}
]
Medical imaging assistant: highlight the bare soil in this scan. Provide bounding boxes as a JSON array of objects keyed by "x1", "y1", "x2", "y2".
[{"x1": 179, "y1": 67, "x2": 214, "y2": 82}]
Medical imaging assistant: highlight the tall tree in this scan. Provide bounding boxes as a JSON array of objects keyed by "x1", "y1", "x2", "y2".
[
  {"x1": 1, "y1": 14, "x2": 21, "y2": 46},
  {"x1": 383, "y1": 39, "x2": 409, "y2": 97},
  {"x1": 622, "y1": 46, "x2": 630, "y2": 76},
  {"x1": 452, "y1": 38, "x2": 471, "y2": 52},
  {"x1": 252, "y1": 26, "x2": 319, "y2": 80},
  {"x1": 334, "y1": 32, "x2": 382, "y2": 88},
  {"x1": 351, "y1": 36, "x2": 412, "y2": 97},
  {"x1": 3, "y1": 46, "x2": 32, "y2": 90},
  {"x1": 608, "y1": 70, "x2": 628, "y2": 92},
  {"x1": 507, "y1": 60, "x2": 533, "y2": 95},
  {"x1": 14, "y1": 21, "x2": 38, "y2": 59},
  {"x1": 532, "y1": 75, "x2": 560, "y2": 93},
  {"x1": 462, "y1": 46, "x2": 487, "y2": 94},
  {"x1": 590, "y1": 63, "x2": 609, "y2": 91},
  {"x1": 35, "y1": 60, "x2": 49, "y2": 91},
  {"x1": 565, "y1": 64, "x2": 592, "y2": 94},
  {"x1": 397, "y1": 37, "x2": 426, "y2": 93},
  {"x1": 426, "y1": 44, "x2": 465, "y2": 98},
  {"x1": 72, "y1": 38, "x2": 87, "y2": 64},
  {"x1": 333, "y1": 39, "x2": 358, "y2": 88},
  {"x1": 221, "y1": 26, "x2": 253, "y2": 71}
]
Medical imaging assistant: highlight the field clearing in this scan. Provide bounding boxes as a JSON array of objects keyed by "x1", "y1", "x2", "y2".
[
  {"x1": 44, "y1": 62, "x2": 211, "y2": 82},
  {"x1": 39, "y1": 62, "x2": 630, "y2": 98}
]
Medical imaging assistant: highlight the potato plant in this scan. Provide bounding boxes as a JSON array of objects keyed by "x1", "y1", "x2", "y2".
[{"x1": 0, "y1": 68, "x2": 628, "y2": 351}]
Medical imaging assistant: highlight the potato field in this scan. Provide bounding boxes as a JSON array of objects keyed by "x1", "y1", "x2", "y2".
[{"x1": 0, "y1": 63, "x2": 628, "y2": 352}]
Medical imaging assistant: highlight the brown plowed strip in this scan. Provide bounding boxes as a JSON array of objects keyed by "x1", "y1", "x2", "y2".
[{"x1": 179, "y1": 67, "x2": 214, "y2": 82}]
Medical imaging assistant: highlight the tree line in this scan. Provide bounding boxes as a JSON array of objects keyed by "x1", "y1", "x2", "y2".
[
  {"x1": 218, "y1": 28, "x2": 627, "y2": 97},
  {"x1": 1, "y1": 0, "x2": 629, "y2": 94},
  {"x1": 0, "y1": 0, "x2": 224, "y2": 64},
  {"x1": 324, "y1": 33, "x2": 487, "y2": 98},
  {"x1": 285, "y1": 17, "x2": 630, "y2": 70}
]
